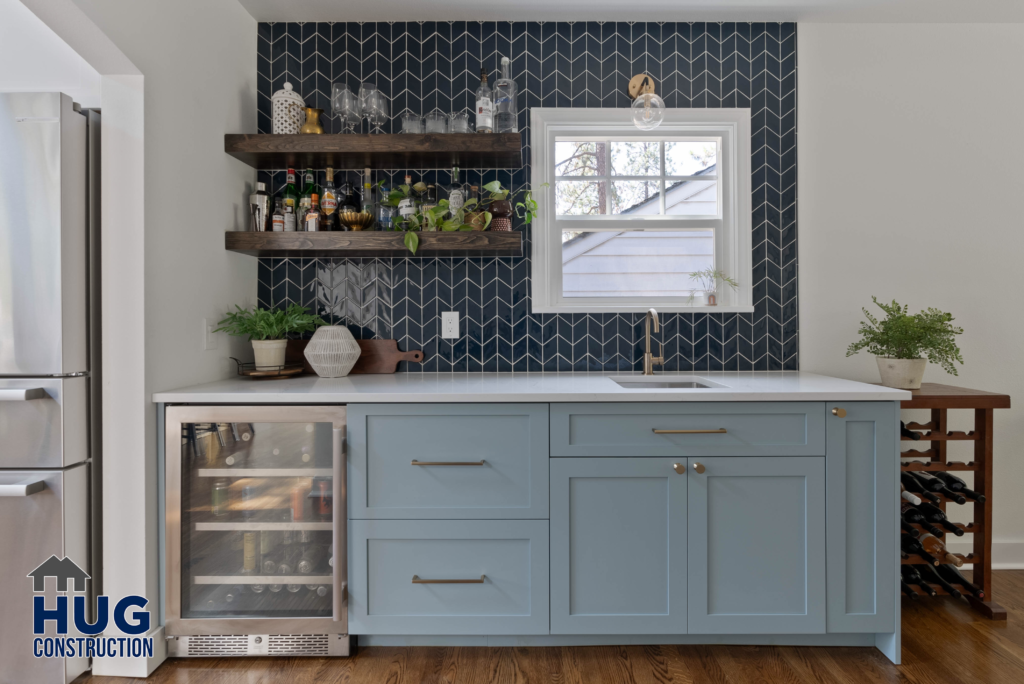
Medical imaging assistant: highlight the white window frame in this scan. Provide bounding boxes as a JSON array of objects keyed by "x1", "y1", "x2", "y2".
[{"x1": 530, "y1": 108, "x2": 753, "y2": 314}]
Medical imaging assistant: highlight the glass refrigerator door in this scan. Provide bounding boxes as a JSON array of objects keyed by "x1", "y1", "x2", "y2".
[{"x1": 165, "y1": 406, "x2": 346, "y2": 634}]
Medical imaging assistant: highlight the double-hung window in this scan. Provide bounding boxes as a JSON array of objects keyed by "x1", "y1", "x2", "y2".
[{"x1": 530, "y1": 108, "x2": 752, "y2": 313}]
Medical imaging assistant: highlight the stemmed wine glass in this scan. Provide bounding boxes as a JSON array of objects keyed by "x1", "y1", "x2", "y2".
[
  {"x1": 366, "y1": 92, "x2": 388, "y2": 133},
  {"x1": 333, "y1": 84, "x2": 361, "y2": 134},
  {"x1": 358, "y1": 82, "x2": 377, "y2": 133}
]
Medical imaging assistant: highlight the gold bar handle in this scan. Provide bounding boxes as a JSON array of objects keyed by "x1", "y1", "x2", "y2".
[
  {"x1": 411, "y1": 459, "x2": 486, "y2": 466},
  {"x1": 412, "y1": 575, "x2": 486, "y2": 584},
  {"x1": 652, "y1": 428, "x2": 727, "y2": 435}
]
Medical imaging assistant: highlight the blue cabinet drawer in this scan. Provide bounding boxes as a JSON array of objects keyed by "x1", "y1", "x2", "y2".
[
  {"x1": 347, "y1": 404, "x2": 549, "y2": 519},
  {"x1": 348, "y1": 520, "x2": 550, "y2": 635},
  {"x1": 550, "y1": 402, "x2": 825, "y2": 457}
]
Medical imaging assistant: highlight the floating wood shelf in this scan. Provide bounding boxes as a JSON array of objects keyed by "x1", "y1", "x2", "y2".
[
  {"x1": 224, "y1": 133, "x2": 523, "y2": 170},
  {"x1": 225, "y1": 230, "x2": 523, "y2": 258}
]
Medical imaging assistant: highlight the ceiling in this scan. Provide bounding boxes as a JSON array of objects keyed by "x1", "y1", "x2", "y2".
[{"x1": 237, "y1": 0, "x2": 1024, "y2": 24}]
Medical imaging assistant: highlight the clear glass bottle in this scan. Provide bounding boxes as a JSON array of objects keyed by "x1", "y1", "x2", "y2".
[
  {"x1": 474, "y1": 67, "x2": 493, "y2": 133},
  {"x1": 361, "y1": 168, "x2": 376, "y2": 230},
  {"x1": 446, "y1": 167, "x2": 466, "y2": 215},
  {"x1": 271, "y1": 198, "x2": 285, "y2": 232},
  {"x1": 376, "y1": 180, "x2": 396, "y2": 231},
  {"x1": 398, "y1": 174, "x2": 418, "y2": 220},
  {"x1": 421, "y1": 184, "x2": 438, "y2": 213},
  {"x1": 283, "y1": 204, "x2": 296, "y2": 232},
  {"x1": 493, "y1": 57, "x2": 518, "y2": 133}
]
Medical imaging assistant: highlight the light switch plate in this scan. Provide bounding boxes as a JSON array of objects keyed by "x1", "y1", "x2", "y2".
[
  {"x1": 441, "y1": 311, "x2": 459, "y2": 339},
  {"x1": 202, "y1": 318, "x2": 219, "y2": 350}
]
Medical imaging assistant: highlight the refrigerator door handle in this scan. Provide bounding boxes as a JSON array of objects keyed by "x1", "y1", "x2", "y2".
[
  {"x1": 0, "y1": 388, "x2": 47, "y2": 401},
  {"x1": 0, "y1": 479, "x2": 47, "y2": 496},
  {"x1": 331, "y1": 427, "x2": 347, "y2": 622}
]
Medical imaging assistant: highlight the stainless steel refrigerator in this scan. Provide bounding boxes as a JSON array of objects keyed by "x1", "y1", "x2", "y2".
[{"x1": 0, "y1": 92, "x2": 100, "y2": 684}]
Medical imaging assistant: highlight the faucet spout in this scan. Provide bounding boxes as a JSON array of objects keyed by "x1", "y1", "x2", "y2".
[{"x1": 643, "y1": 308, "x2": 664, "y2": 375}]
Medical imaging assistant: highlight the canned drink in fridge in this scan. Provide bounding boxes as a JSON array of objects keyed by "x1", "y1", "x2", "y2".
[{"x1": 211, "y1": 479, "x2": 230, "y2": 516}]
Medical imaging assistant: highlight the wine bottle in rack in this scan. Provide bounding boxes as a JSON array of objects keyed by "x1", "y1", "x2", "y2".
[
  {"x1": 914, "y1": 563, "x2": 963, "y2": 599},
  {"x1": 932, "y1": 471, "x2": 987, "y2": 503},
  {"x1": 910, "y1": 471, "x2": 967, "y2": 504},
  {"x1": 901, "y1": 472, "x2": 942, "y2": 505},
  {"x1": 901, "y1": 566, "x2": 937, "y2": 597},
  {"x1": 901, "y1": 521, "x2": 920, "y2": 538},
  {"x1": 901, "y1": 578, "x2": 919, "y2": 600},
  {"x1": 901, "y1": 501, "x2": 946, "y2": 538},
  {"x1": 917, "y1": 532, "x2": 964, "y2": 567},
  {"x1": 901, "y1": 483, "x2": 922, "y2": 506},
  {"x1": 915, "y1": 502, "x2": 966, "y2": 536},
  {"x1": 900, "y1": 421, "x2": 923, "y2": 441},
  {"x1": 901, "y1": 533, "x2": 940, "y2": 565},
  {"x1": 936, "y1": 564, "x2": 985, "y2": 599}
]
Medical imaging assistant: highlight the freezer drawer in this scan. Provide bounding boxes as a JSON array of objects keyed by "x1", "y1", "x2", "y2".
[
  {"x1": 0, "y1": 377, "x2": 87, "y2": 468},
  {"x1": 0, "y1": 464, "x2": 89, "y2": 684}
]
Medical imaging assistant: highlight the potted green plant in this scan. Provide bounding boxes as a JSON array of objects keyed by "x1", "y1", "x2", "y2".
[
  {"x1": 214, "y1": 303, "x2": 326, "y2": 369},
  {"x1": 846, "y1": 297, "x2": 964, "y2": 389},
  {"x1": 478, "y1": 180, "x2": 545, "y2": 231},
  {"x1": 688, "y1": 268, "x2": 739, "y2": 305}
]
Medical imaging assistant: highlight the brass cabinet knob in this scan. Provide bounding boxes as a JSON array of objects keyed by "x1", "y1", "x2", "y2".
[
  {"x1": 692, "y1": 462, "x2": 706, "y2": 474},
  {"x1": 672, "y1": 463, "x2": 685, "y2": 474},
  {"x1": 832, "y1": 407, "x2": 847, "y2": 418}
]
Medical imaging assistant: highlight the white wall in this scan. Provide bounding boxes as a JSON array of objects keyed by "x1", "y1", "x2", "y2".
[
  {"x1": 0, "y1": 0, "x2": 101, "y2": 106},
  {"x1": 799, "y1": 23, "x2": 1024, "y2": 567}
]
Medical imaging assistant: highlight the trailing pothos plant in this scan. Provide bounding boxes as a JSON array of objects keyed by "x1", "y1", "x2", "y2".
[{"x1": 479, "y1": 180, "x2": 546, "y2": 225}]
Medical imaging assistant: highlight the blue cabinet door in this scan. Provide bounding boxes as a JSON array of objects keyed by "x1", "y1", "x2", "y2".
[
  {"x1": 550, "y1": 458, "x2": 687, "y2": 634},
  {"x1": 825, "y1": 402, "x2": 898, "y2": 633},
  {"x1": 687, "y1": 456, "x2": 826, "y2": 634}
]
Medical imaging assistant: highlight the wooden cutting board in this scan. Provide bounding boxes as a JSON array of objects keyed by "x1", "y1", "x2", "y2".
[{"x1": 350, "y1": 340, "x2": 425, "y2": 374}]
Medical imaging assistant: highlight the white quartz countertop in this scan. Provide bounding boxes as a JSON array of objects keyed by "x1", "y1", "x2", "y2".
[{"x1": 152, "y1": 371, "x2": 910, "y2": 403}]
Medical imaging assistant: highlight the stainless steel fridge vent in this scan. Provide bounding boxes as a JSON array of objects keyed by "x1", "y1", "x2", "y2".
[
  {"x1": 186, "y1": 635, "x2": 248, "y2": 656},
  {"x1": 268, "y1": 634, "x2": 330, "y2": 656}
]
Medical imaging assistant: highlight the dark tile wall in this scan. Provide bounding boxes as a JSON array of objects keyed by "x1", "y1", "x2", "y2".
[{"x1": 255, "y1": 22, "x2": 797, "y2": 372}]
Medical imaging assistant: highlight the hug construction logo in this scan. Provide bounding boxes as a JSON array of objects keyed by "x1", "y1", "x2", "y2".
[{"x1": 27, "y1": 555, "x2": 154, "y2": 659}]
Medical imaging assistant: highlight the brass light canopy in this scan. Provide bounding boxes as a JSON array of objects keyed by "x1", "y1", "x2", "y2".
[{"x1": 628, "y1": 73, "x2": 665, "y2": 131}]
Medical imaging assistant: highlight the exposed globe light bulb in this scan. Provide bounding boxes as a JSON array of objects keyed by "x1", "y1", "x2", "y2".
[{"x1": 631, "y1": 91, "x2": 665, "y2": 131}]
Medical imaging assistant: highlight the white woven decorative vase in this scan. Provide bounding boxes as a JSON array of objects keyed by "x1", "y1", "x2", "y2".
[
  {"x1": 271, "y1": 82, "x2": 305, "y2": 134},
  {"x1": 304, "y1": 326, "x2": 361, "y2": 378}
]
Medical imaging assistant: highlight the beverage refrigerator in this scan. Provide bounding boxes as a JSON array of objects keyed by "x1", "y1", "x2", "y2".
[
  {"x1": 163, "y1": 406, "x2": 352, "y2": 657},
  {"x1": 0, "y1": 92, "x2": 100, "y2": 684}
]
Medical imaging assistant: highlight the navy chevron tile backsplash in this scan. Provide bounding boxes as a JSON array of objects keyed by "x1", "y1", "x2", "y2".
[{"x1": 255, "y1": 21, "x2": 797, "y2": 372}]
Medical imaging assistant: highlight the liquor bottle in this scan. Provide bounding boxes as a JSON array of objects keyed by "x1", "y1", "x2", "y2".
[
  {"x1": 321, "y1": 167, "x2": 338, "y2": 231},
  {"x1": 493, "y1": 56, "x2": 518, "y2": 133},
  {"x1": 917, "y1": 532, "x2": 964, "y2": 567},
  {"x1": 303, "y1": 193, "x2": 321, "y2": 232},
  {"x1": 283, "y1": 204, "x2": 297, "y2": 232},
  {"x1": 298, "y1": 169, "x2": 317, "y2": 217},
  {"x1": 271, "y1": 198, "x2": 285, "y2": 232},
  {"x1": 901, "y1": 483, "x2": 922, "y2": 506},
  {"x1": 281, "y1": 168, "x2": 299, "y2": 214},
  {"x1": 249, "y1": 181, "x2": 272, "y2": 231},
  {"x1": 914, "y1": 563, "x2": 963, "y2": 598},
  {"x1": 936, "y1": 564, "x2": 985, "y2": 599},
  {"x1": 911, "y1": 471, "x2": 967, "y2": 504},
  {"x1": 900, "y1": 578, "x2": 919, "y2": 600},
  {"x1": 339, "y1": 179, "x2": 358, "y2": 214},
  {"x1": 376, "y1": 180, "x2": 396, "y2": 231},
  {"x1": 901, "y1": 566, "x2": 936, "y2": 597},
  {"x1": 915, "y1": 502, "x2": 966, "y2": 536},
  {"x1": 298, "y1": 545, "x2": 325, "y2": 574},
  {"x1": 932, "y1": 471, "x2": 987, "y2": 503},
  {"x1": 901, "y1": 501, "x2": 946, "y2": 538},
  {"x1": 901, "y1": 472, "x2": 941, "y2": 505},
  {"x1": 398, "y1": 174, "x2": 418, "y2": 220},
  {"x1": 901, "y1": 533, "x2": 940, "y2": 565},
  {"x1": 421, "y1": 184, "x2": 438, "y2": 214},
  {"x1": 361, "y1": 168, "x2": 375, "y2": 228},
  {"x1": 445, "y1": 167, "x2": 466, "y2": 216},
  {"x1": 475, "y1": 67, "x2": 493, "y2": 133}
]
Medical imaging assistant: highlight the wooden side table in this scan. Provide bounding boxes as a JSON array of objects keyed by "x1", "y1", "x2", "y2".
[{"x1": 898, "y1": 383, "x2": 1010, "y2": 619}]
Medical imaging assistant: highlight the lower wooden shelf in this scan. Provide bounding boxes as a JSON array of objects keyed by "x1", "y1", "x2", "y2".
[{"x1": 225, "y1": 230, "x2": 523, "y2": 258}]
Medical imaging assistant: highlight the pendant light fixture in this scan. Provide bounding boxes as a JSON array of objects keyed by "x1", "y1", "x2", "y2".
[{"x1": 628, "y1": 74, "x2": 665, "y2": 131}]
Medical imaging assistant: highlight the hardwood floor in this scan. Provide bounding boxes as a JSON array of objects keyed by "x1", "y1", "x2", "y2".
[{"x1": 77, "y1": 570, "x2": 1024, "y2": 684}]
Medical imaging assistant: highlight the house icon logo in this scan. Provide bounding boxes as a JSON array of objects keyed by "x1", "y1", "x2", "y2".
[{"x1": 27, "y1": 555, "x2": 90, "y2": 592}]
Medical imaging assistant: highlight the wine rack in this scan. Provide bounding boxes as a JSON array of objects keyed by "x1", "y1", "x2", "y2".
[{"x1": 898, "y1": 383, "x2": 1010, "y2": 619}]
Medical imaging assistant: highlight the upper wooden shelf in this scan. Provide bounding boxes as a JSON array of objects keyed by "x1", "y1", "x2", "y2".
[
  {"x1": 225, "y1": 231, "x2": 523, "y2": 258},
  {"x1": 224, "y1": 133, "x2": 523, "y2": 170}
]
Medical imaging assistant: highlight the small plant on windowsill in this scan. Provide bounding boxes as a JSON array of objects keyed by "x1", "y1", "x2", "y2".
[
  {"x1": 845, "y1": 297, "x2": 964, "y2": 389},
  {"x1": 688, "y1": 268, "x2": 738, "y2": 306},
  {"x1": 214, "y1": 303, "x2": 326, "y2": 370}
]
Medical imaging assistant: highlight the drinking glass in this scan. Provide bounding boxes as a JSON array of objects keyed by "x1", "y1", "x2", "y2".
[
  {"x1": 358, "y1": 82, "x2": 377, "y2": 131},
  {"x1": 448, "y1": 111, "x2": 471, "y2": 133},
  {"x1": 366, "y1": 92, "x2": 389, "y2": 133},
  {"x1": 332, "y1": 84, "x2": 361, "y2": 133},
  {"x1": 401, "y1": 113, "x2": 424, "y2": 134},
  {"x1": 424, "y1": 110, "x2": 447, "y2": 134}
]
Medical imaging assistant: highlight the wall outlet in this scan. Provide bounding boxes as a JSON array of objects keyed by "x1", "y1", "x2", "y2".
[
  {"x1": 202, "y1": 318, "x2": 219, "y2": 351},
  {"x1": 441, "y1": 311, "x2": 459, "y2": 339}
]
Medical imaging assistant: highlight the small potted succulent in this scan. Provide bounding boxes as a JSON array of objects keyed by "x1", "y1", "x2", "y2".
[
  {"x1": 215, "y1": 303, "x2": 326, "y2": 369},
  {"x1": 846, "y1": 297, "x2": 964, "y2": 389},
  {"x1": 688, "y1": 268, "x2": 739, "y2": 306}
]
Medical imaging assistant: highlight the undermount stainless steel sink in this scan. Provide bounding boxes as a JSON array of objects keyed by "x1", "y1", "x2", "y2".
[{"x1": 610, "y1": 376, "x2": 728, "y2": 390}]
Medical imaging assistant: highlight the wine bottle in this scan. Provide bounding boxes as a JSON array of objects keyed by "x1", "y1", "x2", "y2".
[
  {"x1": 901, "y1": 579, "x2": 919, "y2": 600},
  {"x1": 915, "y1": 563, "x2": 963, "y2": 599},
  {"x1": 901, "y1": 501, "x2": 946, "y2": 538},
  {"x1": 911, "y1": 471, "x2": 967, "y2": 504},
  {"x1": 474, "y1": 67, "x2": 493, "y2": 133},
  {"x1": 900, "y1": 421, "x2": 922, "y2": 440},
  {"x1": 915, "y1": 502, "x2": 965, "y2": 537},
  {"x1": 900, "y1": 483, "x2": 922, "y2": 506},
  {"x1": 901, "y1": 566, "x2": 936, "y2": 597},
  {"x1": 901, "y1": 533, "x2": 940, "y2": 565},
  {"x1": 901, "y1": 472, "x2": 942, "y2": 504},
  {"x1": 936, "y1": 564, "x2": 985, "y2": 599},
  {"x1": 281, "y1": 167, "x2": 299, "y2": 214},
  {"x1": 917, "y1": 532, "x2": 964, "y2": 567},
  {"x1": 932, "y1": 471, "x2": 987, "y2": 503},
  {"x1": 901, "y1": 520, "x2": 920, "y2": 538}
]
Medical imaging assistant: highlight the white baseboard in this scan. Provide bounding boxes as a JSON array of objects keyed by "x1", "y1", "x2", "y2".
[
  {"x1": 945, "y1": 540, "x2": 1024, "y2": 569},
  {"x1": 90, "y1": 625, "x2": 166, "y2": 678}
]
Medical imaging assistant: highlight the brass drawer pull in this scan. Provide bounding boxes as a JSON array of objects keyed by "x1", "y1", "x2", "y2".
[
  {"x1": 652, "y1": 428, "x2": 727, "y2": 435},
  {"x1": 411, "y1": 459, "x2": 486, "y2": 466},
  {"x1": 412, "y1": 575, "x2": 486, "y2": 584}
]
